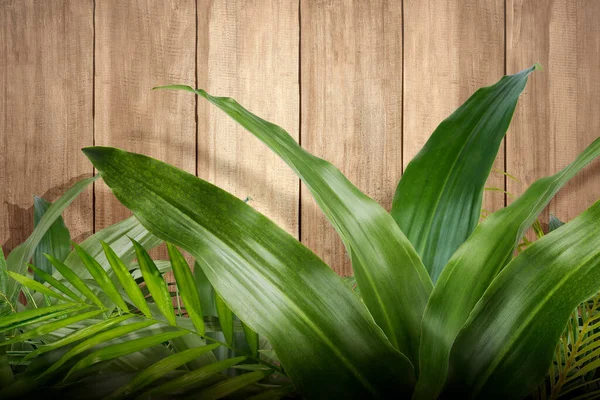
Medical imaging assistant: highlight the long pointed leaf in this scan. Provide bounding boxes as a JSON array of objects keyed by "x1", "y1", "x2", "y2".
[
  {"x1": 167, "y1": 243, "x2": 204, "y2": 335},
  {"x1": 131, "y1": 239, "x2": 176, "y2": 326},
  {"x1": 7, "y1": 271, "x2": 69, "y2": 302},
  {"x1": 102, "y1": 241, "x2": 152, "y2": 317},
  {"x1": 0, "y1": 303, "x2": 81, "y2": 333},
  {"x1": 84, "y1": 146, "x2": 416, "y2": 398},
  {"x1": 153, "y1": 84, "x2": 432, "y2": 365},
  {"x1": 4, "y1": 176, "x2": 96, "y2": 310},
  {"x1": 392, "y1": 66, "x2": 538, "y2": 281},
  {"x1": 28, "y1": 264, "x2": 81, "y2": 302},
  {"x1": 215, "y1": 291, "x2": 233, "y2": 345},
  {"x1": 32, "y1": 197, "x2": 71, "y2": 282},
  {"x1": 45, "y1": 254, "x2": 104, "y2": 308},
  {"x1": 108, "y1": 343, "x2": 221, "y2": 399},
  {"x1": 446, "y1": 199, "x2": 600, "y2": 398},
  {"x1": 197, "y1": 370, "x2": 270, "y2": 400},
  {"x1": 415, "y1": 137, "x2": 600, "y2": 399},
  {"x1": 73, "y1": 243, "x2": 128, "y2": 311}
]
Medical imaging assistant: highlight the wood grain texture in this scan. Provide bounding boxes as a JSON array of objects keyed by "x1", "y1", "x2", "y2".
[
  {"x1": 507, "y1": 0, "x2": 600, "y2": 228},
  {"x1": 197, "y1": 0, "x2": 299, "y2": 237},
  {"x1": 403, "y1": 0, "x2": 506, "y2": 218},
  {"x1": 0, "y1": 0, "x2": 94, "y2": 252},
  {"x1": 94, "y1": 0, "x2": 197, "y2": 235},
  {"x1": 301, "y1": 0, "x2": 402, "y2": 275}
]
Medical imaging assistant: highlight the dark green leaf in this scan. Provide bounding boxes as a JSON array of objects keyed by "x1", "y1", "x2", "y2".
[
  {"x1": 242, "y1": 321, "x2": 259, "y2": 357},
  {"x1": 197, "y1": 370, "x2": 270, "y2": 400},
  {"x1": 446, "y1": 199, "x2": 600, "y2": 398},
  {"x1": 32, "y1": 197, "x2": 71, "y2": 282},
  {"x1": 83, "y1": 146, "x2": 416, "y2": 398},
  {"x1": 215, "y1": 291, "x2": 233, "y2": 345},
  {"x1": 0, "y1": 303, "x2": 81, "y2": 333},
  {"x1": 195, "y1": 262, "x2": 216, "y2": 316}
]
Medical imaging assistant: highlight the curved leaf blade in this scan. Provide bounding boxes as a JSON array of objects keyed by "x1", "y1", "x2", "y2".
[
  {"x1": 7, "y1": 271, "x2": 68, "y2": 302},
  {"x1": 84, "y1": 146, "x2": 416, "y2": 398},
  {"x1": 102, "y1": 241, "x2": 152, "y2": 317},
  {"x1": 28, "y1": 264, "x2": 81, "y2": 302},
  {"x1": 446, "y1": 200, "x2": 600, "y2": 398},
  {"x1": 32, "y1": 197, "x2": 71, "y2": 282},
  {"x1": 415, "y1": 137, "x2": 600, "y2": 399},
  {"x1": 154, "y1": 84, "x2": 432, "y2": 364},
  {"x1": 45, "y1": 254, "x2": 104, "y2": 308},
  {"x1": 131, "y1": 239, "x2": 176, "y2": 326},
  {"x1": 215, "y1": 291, "x2": 233, "y2": 345},
  {"x1": 392, "y1": 66, "x2": 538, "y2": 282},
  {"x1": 167, "y1": 243, "x2": 204, "y2": 334},
  {"x1": 0, "y1": 303, "x2": 82, "y2": 333},
  {"x1": 108, "y1": 343, "x2": 220, "y2": 399},
  {"x1": 197, "y1": 370, "x2": 270, "y2": 400}
]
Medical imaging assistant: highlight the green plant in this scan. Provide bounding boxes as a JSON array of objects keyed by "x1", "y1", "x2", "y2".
[{"x1": 3, "y1": 65, "x2": 600, "y2": 399}]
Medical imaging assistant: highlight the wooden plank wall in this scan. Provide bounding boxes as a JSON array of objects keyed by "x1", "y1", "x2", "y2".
[{"x1": 2, "y1": 0, "x2": 599, "y2": 275}]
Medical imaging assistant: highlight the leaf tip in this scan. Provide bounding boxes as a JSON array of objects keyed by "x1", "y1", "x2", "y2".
[{"x1": 533, "y1": 62, "x2": 543, "y2": 71}]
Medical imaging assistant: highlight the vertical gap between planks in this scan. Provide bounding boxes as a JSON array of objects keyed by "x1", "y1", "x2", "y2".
[
  {"x1": 401, "y1": 0, "x2": 405, "y2": 175},
  {"x1": 92, "y1": 0, "x2": 97, "y2": 234},
  {"x1": 195, "y1": 0, "x2": 199, "y2": 179},
  {"x1": 298, "y1": 0, "x2": 302, "y2": 242},
  {"x1": 503, "y1": 0, "x2": 508, "y2": 208}
]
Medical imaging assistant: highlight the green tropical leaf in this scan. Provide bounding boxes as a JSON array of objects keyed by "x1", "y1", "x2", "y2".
[
  {"x1": 153, "y1": 84, "x2": 432, "y2": 366},
  {"x1": 32, "y1": 197, "x2": 71, "y2": 282},
  {"x1": 549, "y1": 214, "x2": 566, "y2": 232},
  {"x1": 108, "y1": 343, "x2": 221, "y2": 399},
  {"x1": 131, "y1": 239, "x2": 176, "y2": 326},
  {"x1": 167, "y1": 244, "x2": 204, "y2": 335},
  {"x1": 83, "y1": 146, "x2": 416, "y2": 398},
  {"x1": 45, "y1": 254, "x2": 104, "y2": 308},
  {"x1": 195, "y1": 262, "x2": 216, "y2": 316},
  {"x1": 415, "y1": 137, "x2": 600, "y2": 399},
  {"x1": 215, "y1": 291, "x2": 233, "y2": 345},
  {"x1": 0, "y1": 303, "x2": 82, "y2": 333},
  {"x1": 28, "y1": 264, "x2": 81, "y2": 302},
  {"x1": 392, "y1": 66, "x2": 538, "y2": 282},
  {"x1": 242, "y1": 321, "x2": 259, "y2": 357},
  {"x1": 445, "y1": 199, "x2": 600, "y2": 398},
  {"x1": 140, "y1": 356, "x2": 247, "y2": 398},
  {"x1": 4, "y1": 176, "x2": 96, "y2": 311},
  {"x1": 197, "y1": 369, "x2": 270, "y2": 400},
  {"x1": 102, "y1": 241, "x2": 152, "y2": 317},
  {"x1": 7, "y1": 271, "x2": 68, "y2": 302}
]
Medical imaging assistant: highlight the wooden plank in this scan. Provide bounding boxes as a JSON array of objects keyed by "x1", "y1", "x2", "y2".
[
  {"x1": 403, "y1": 0, "x2": 506, "y2": 220},
  {"x1": 507, "y1": 0, "x2": 600, "y2": 228},
  {"x1": 0, "y1": 0, "x2": 94, "y2": 251},
  {"x1": 95, "y1": 0, "x2": 197, "y2": 259},
  {"x1": 197, "y1": 1, "x2": 299, "y2": 236},
  {"x1": 300, "y1": 0, "x2": 402, "y2": 275}
]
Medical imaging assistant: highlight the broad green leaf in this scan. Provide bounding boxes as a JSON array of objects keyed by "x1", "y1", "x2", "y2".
[
  {"x1": 24, "y1": 314, "x2": 135, "y2": 360},
  {"x1": 141, "y1": 356, "x2": 247, "y2": 398},
  {"x1": 153, "y1": 85, "x2": 432, "y2": 365},
  {"x1": 167, "y1": 243, "x2": 204, "y2": 335},
  {"x1": 446, "y1": 199, "x2": 600, "y2": 398},
  {"x1": 38, "y1": 320, "x2": 156, "y2": 379},
  {"x1": 84, "y1": 146, "x2": 416, "y2": 398},
  {"x1": 392, "y1": 66, "x2": 538, "y2": 282},
  {"x1": 7, "y1": 271, "x2": 68, "y2": 302},
  {"x1": 215, "y1": 291, "x2": 233, "y2": 345},
  {"x1": 0, "y1": 303, "x2": 81, "y2": 333},
  {"x1": 108, "y1": 343, "x2": 221, "y2": 399},
  {"x1": 66, "y1": 330, "x2": 188, "y2": 379},
  {"x1": 131, "y1": 239, "x2": 176, "y2": 326},
  {"x1": 45, "y1": 254, "x2": 104, "y2": 308},
  {"x1": 32, "y1": 197, "x2": 71, "y2": 282},
  {"x1": 102, "y1": 241, "x2": 152, "y2": 317},
  {"x1": 549, "y1": 214, "x2": 565, "y2": 232},
  {"x1": 73, "y1": 243, "x2": 128, "y2": 311},
  {"x1": 415, "y1": 137, "x2": 600, "y2": 399},
  {"x1": 242, "y1": 321, "x2": 259, "y2": 357},
  {"x1": 28, "y1": 264, "x2": 81, "y2": 302},
  {"x1": 2, "y1": 309, "x2": 106, "y2": 346},
  {"x1": 197, "y1": 370, "x2": 270, "y2": 400},
  {"x1": 4, "y1": 176, "x2": 96, "y2": 311}
]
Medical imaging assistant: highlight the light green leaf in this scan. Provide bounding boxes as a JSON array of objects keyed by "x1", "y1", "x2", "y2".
[
  {"x1": 83, "y1": 146, "x2": 416, "y2": 398},
  {"x1": 153, "y1": 84, "x2": 432, "y2": 365},
  {"x1": 167, "y1": 243, "x2": 204, "y2": 335},
  {"x1": 7, "y1": 271, "x2": 68, "y2": 302},
  {"x1": 445, "y1": 199, "x2": 600, "y2": 398},
  {"x1": 392, "y1": 66, "x2": 537, "y2": 282},
  {"x1": 28, "y1": 264, "x2": 81, "y2": 302},
  {"x1": 1, "y1": 309, "x2": 106, "y2": 346},
  {"x1": 4, "y1": 176, "x2": 96, "y2": 311},
  {"x1": 108, "y1": 343, "x2": 221, "y2": 399},
  {"x1": 0, "y1": 303, "x2": 81, "y2": 333},
  {"x1": 24, "y1": 314, "x2": 135, "y2": 360},
  {"x1": 197, "y1": 370, "x2": 270, "y2": 400},
  {"x1": 38, "y1": 320, "x2": 156, "y2": 379},
  {"x1": 102, "y1": 241, "x2": 152, "y2": 317},
  {"x1": 141, "y1": 356, "x2": 247, "y2": 398},
  {"x1": 194, "y1": 262, "x2": 216, "y2": 316},
  {"x1": 131, "y1": 239, "x2": 176, "y2": 326},
  {"x1": 415, "y1": 137, "x2": 600, "y2": 399},
  {"x1": 66, "y1": 330, "x2": 188, "y2": 379},
  {"x1": 242, "y1": 321, "x2": 259, "y2": 357},
  {"x1": 32, "y1": 197, "x2": 71, "y2": 282},
  {"x1": 215, "y1": 291, "x2": 233, "y2": 345},
  {"x1": 73, "y1": 243, "x2": 128, "y2": 311},
  {"x1": 45, "y1": 254, "x2": 104, "y2": 308}
]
